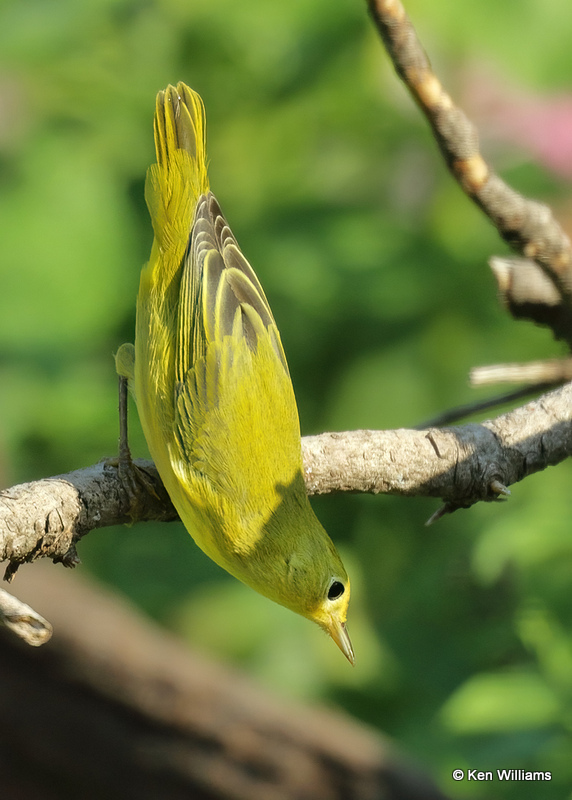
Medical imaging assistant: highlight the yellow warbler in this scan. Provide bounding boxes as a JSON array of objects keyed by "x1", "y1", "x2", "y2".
[{"x1": 116, "y1": 83, "x2": 353, "y2": 663}]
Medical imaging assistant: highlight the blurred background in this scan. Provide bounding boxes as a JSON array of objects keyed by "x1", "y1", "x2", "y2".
[{"x1": 1, "y1": 0, "x2": 572, "y2": 797}]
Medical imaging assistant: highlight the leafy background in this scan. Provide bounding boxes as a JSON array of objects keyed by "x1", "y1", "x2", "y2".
[{"x1": 1, "y1": 0, "x2": 572, "y2": 797}]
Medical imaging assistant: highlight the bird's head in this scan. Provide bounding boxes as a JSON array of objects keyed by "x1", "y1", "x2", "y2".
[
  {"x1": 226, "y1": 472, "x2": 354, "y2": 664},
  {"x1": 307, "y1": 574, "x2": 354, "y2": 664},
  {"x1": 243, "y1": 510, "x2": 354, "y2": 664}
]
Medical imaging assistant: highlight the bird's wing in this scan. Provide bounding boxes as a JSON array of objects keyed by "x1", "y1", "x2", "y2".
[
  {"x1": 171, "y1": 193, "x2": 300, "y2": 518},
  {"x1": 175, "y1": 192, "x2": 288, "y2": 380}
]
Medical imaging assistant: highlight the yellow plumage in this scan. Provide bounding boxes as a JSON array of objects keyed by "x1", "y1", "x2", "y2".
[{"x1": 117, "y1": 83, "x2": 353, "y2": 662}]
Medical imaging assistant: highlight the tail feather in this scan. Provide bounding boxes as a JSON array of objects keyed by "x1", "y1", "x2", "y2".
[
  {"x1": 154, "y1": 83, "x2": 209, "y2": 186},
  {"x1": 144, "y1": 83, "x2": 210, "y2": 279}
]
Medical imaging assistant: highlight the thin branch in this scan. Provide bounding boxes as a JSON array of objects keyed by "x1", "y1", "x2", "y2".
[
  {"x1": 417, "y1": 382, "x2": 557, "y2": 427},
  {"x1": 471, "y1": 360, "x2": 572, "y2": 387},
  {"x1": 0, "y1": 587, "x2": 52, "y2": 645},
  {"x1": 367, "y1": 0, "x2": 572, "y2": 332},
  {"x1": 489, "y1": 256, "x2": 572, "y2": 343}
]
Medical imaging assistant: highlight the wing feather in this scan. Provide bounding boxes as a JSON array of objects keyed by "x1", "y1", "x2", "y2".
[
  {"x1": 172, "y1": 190, "x2": 293, "y2": 478},
  {"x1": 175, "y1": 190, "x2": 288, "y2": 380}
]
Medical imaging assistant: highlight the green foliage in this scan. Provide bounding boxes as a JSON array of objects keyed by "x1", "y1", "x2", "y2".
[{"x1": 2, "y1": 0, "x2": 572, "y2": 797}]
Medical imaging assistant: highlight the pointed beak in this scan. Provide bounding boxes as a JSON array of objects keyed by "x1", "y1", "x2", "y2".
[{"x1": 328, "y1": 618, "x2": 355, "y2": 665}]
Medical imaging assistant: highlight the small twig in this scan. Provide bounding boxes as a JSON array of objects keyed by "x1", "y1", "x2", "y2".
[
  {"x1": 490, "y1": 256, "x2": 572, "y2": 345},
  {"x1": 490, "y1": 479, "x2": 511, "y2": 496},
  {"x1": 0, "y1": 587, "x2": 52, "y2": 646},
  {"x1": 417, "y1": 383, "x2": 556, "y2": 427},
  {"x1": 471, "y1": 362, "x2": 572, "y2": 387},
  {"x1": 425, "y1": 503, "x2": 452, "y2": 526}
]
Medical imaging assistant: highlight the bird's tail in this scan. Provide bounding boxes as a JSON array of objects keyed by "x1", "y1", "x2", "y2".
[
  {"x1": 144, "y1": 83, "x2": 210, "y2": 284},
  {"x1": 153, "y1": 83, "x2": 209, "y2": 185}
]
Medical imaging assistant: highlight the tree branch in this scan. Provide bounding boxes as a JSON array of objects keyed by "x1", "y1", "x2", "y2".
[
  {"x1": 489, "y1": 256, "x2": 572, "y2": 341},
  {"x1": 417, "y1": 383, "x2": 557, "y2": 428},
  {"x1": 0, "y1": 587, "x2": 52, "y2": 645},
  {"x1": 1, "y1": 382, "x2": 571, "y2": 596},
  {"x1": 470, "y1": 358, "x2": 572, "y2": 387},
  {"x1": 304, "y1": 381, "x2": 572, "y2": 502},
  {"x1": 0, "y1": 460, "x2": 177, "y2": 582},
  {"x1": 367, "y1": 0, "x2": 572, "y2": 340}
]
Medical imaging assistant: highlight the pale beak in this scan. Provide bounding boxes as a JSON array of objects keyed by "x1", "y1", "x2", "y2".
[{"x1": 328, "y1": 618, "x2": 355, "y2": 665}]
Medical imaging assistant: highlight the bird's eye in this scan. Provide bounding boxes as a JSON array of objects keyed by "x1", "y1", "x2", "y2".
[{"x1": 327, "y1": 580, "x2": 345, "y2": 601}]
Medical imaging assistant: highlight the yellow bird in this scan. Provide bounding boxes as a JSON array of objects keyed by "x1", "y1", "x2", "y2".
[{"x1": 116, "y1": 83, "x2": 353, "y2": 663}]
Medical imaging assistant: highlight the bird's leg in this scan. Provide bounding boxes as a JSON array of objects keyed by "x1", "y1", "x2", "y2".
[
  {"x1": 118, "y1": 373, "x2": 132, "y2": 470},
  {"x1": 108, "y1": 372, "x2": 159, "y2": 516}
]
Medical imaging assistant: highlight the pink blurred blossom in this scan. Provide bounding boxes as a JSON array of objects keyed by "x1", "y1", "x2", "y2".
[{"x1": 462, "y1": 63, "x2": 572, "y2": 179}]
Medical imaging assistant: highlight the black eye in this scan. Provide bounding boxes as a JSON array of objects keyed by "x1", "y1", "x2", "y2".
[{"x1": 327, "y1": 581, "x2": 345, "y2": 601}]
